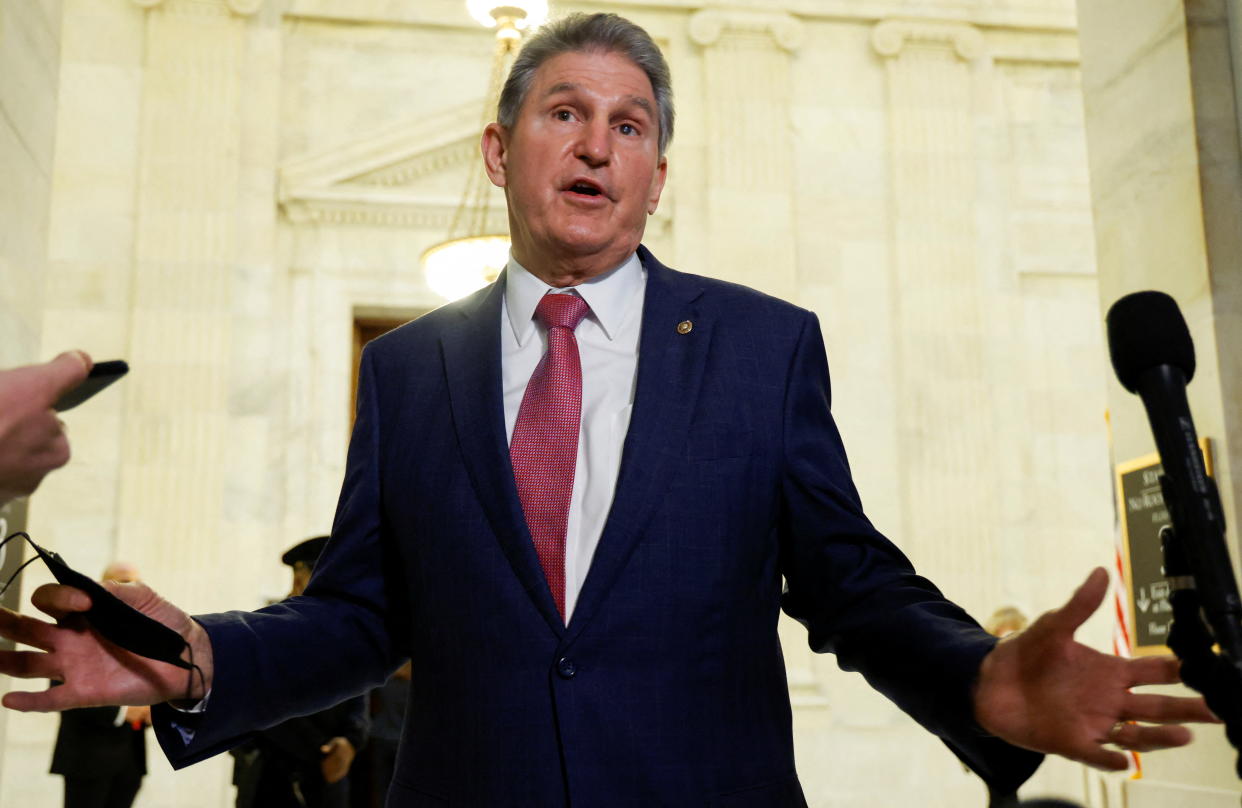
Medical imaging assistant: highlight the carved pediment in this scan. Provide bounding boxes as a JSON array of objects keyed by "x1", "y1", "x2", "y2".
[{"x1": 278, "y1": 100, "x2": 508, "y2": 229}]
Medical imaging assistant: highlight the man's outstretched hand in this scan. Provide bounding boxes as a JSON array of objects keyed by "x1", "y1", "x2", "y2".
[
  {"x1": 0, "y1": 581, "x2": 214, "y2": 712},
  {"x1": 974, "y1": 567, "x2": 1218, "y2": 770}
]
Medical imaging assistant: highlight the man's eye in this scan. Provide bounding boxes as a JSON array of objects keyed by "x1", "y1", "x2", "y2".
[
  {"x1": 555, "y1": 110, "x2": 574, "y2": 121},
  {"x1": 618, "y1": 123, "x2": 637, "y2": 136}
]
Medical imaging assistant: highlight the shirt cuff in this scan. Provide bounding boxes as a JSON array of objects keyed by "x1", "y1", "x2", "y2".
[{"x1": 168, "y1": 689, "x2": 211, "y2": 715}]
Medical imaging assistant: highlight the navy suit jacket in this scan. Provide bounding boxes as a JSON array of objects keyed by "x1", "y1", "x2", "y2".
[{"x1": 155, "y1": 247, "x2": 1041, "y2": 805}]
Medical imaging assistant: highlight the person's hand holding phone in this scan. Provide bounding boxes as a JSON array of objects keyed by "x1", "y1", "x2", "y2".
[{"x1": 0, "y1": 352, "x2": 92, "y2": 505}]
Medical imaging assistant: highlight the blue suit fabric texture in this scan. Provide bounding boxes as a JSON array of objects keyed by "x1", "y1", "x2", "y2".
[{"x1": 153, "y1": 247, "x2": 1041, "y2": 806}]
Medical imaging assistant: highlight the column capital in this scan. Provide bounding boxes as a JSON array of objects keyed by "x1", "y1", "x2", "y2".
[
  {"x1": 688, "y1": 8, "x2": 804, "y2": 53},
  {"x1": 225, "y1": 0, "x2": 263, "y2": 15},
  {"x1": 129, "y1": 0, "x2": 263, "y2": 17},
  {"x1": 871, "y1": 19, "x2": 985, "y2": 62}
]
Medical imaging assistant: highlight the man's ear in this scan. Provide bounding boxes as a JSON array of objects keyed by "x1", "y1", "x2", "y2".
[
  {"x1": 481, "y1": 122, "x2": 509, "y2": 188},
  {"x1": 647, "y1": 156, "x2": 668, "y2": 215}
]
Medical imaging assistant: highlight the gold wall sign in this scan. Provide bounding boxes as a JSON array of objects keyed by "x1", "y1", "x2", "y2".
[{"x1": 1115, "y1": 439, "x2": 1213, "y2": 656}]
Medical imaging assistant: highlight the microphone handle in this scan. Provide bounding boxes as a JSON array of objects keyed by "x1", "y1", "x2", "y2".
[{"x1": 1136, "y1": 365, "x2": 1242, "y2": 666}]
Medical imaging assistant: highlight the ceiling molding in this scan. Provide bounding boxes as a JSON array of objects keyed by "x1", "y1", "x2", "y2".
[{"x1": 282, "y1": 0, "x2": 1078, "y2": 35}]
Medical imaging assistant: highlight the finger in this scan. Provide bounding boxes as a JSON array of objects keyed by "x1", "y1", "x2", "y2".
[
  {"x1": 0, "y1": 649, "x2": 59, "y2": 679},
  {"x1": 1123, "y1": 693, "x2": 1220, "y2": 724},
  {"x1": 1070, "y1": 743, "x2": 1130, "y2": 772},
  {"x1": 0, "y1": 607, "x2": 59, "y2": 652},
  {"x1": 31, "y1": 583, "x2": 92, "y2": 620},
  {"x1": 34, "y1": 429, "x2": 71, "y2": 473},
  {"x1": 1125, "y1": 655, "x2": 1182, "y2": 687},
  {"x1": 1048, "y1": 567, "x2": 1109, "y2": 635},
  {"x1": 2, "y1": 681, "x2": 95, "y2": 713},
  {"x1": 36, "y1": 351, "x2": 92, "y2": 403},
  {"x1": 1108, "y1": 722, "x2": 1193, "y2": 753}
]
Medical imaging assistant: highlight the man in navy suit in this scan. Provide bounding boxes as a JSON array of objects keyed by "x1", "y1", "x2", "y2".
[{"x1": 0, "y1": 12, "x2": 1216, "y2": 807}]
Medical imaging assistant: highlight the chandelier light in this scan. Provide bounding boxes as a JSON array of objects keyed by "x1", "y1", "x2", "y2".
[
  {"x1": 423, "y1": 235, "x2": 510, "y2": 302},
  {"x1": 465, "y1": 1, "x2": 549, "y2": 37},
  {"x1": 421, "y1": 3, "x2": 548, "y2": 301}
]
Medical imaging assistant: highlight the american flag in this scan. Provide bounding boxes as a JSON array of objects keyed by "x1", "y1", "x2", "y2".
[{"x1": 1107, "y1": 410, "x2": 1142, "y2": 777}]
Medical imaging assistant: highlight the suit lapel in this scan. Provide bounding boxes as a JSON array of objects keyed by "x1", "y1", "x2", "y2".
[
  {"x1": 566, "y1": 248, "x2": 709, "y2": 641},
  {"x1": 441, "y1": 274, "x2": 566, "y2": 637}
]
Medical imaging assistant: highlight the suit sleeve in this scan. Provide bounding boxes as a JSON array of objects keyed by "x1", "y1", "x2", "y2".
[
  {"x1": 777, "y1": 311, "x2": 1042, "y2": 795},
  {"x1": 153, "y1": 345, "x2": 405, "y2": 767}
]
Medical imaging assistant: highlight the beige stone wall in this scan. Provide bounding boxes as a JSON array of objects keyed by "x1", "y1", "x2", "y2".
[
  {"x1": 0, "y1": 0, "x2": 1175, "y2": 805},
  {"x1": 0, "y1": 0, "x2": 62, "y2": 793},
  {"x1": 0, "y1": 0, "x2": 59, "y2": 367}
]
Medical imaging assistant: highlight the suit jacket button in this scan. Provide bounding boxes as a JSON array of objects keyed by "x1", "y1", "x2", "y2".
[{"x1": 556, "y1": 657, "x2": 577, "y2": 679}]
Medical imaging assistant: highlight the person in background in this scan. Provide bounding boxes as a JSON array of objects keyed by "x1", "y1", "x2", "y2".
[
  {"x1": 50, "y1": 561, "x2": 149, "y2": 808},
  {"x1": 0, "y1": 352, "x2": 91, "y2": 506},
  {"x1": 360, "y1": 660, "x2": 410, "y2": 808},
  {"x1": 985, "y1": 606, "x2": 1030, "y2": 639},
  {"x1": 230, "y1": 536, "x2": 369, "y2": 808}
]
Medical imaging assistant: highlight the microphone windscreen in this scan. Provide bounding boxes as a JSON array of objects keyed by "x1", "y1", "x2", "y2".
[{"x1": 1106, "y1": 290, "x2": 1196, "y2": 392}]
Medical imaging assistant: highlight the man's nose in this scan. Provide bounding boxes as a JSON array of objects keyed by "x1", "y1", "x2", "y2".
[{"x1": 575, "y1": 120, "x2": 611, "y2": 166}]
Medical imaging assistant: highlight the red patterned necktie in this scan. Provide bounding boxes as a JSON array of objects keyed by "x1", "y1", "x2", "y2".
[{"x1": 510, "y1": 292, "x2": 591, "y2": 620}]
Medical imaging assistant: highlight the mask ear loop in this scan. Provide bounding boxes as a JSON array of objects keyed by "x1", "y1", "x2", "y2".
[
  {"x1": 0, "y1": 532, "x2": 40, "y2": 600},
  {"x1": 2, "y1": 530, "x2": 206, "y2": 703},
  {"x1": 183, "y1": 637, "x2": 206, "y2": 703}
]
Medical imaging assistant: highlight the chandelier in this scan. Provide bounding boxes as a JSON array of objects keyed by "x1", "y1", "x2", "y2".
[{"x1": 422, "y1": 2, "x2": 550, "y2": 301}]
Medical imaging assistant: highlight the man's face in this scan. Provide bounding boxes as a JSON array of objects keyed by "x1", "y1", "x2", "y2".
[{"x1": 483, "y1": 49, "x2": 668, "y2": 281}]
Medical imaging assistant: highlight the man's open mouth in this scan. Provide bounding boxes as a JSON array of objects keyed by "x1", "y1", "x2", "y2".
[{"x1": 564, "y1": 178, "x2": 607, "y2": 198}]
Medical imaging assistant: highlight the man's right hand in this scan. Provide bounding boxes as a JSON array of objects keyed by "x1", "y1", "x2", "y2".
[
  {"x1": 0, "y1": 351, "x2": 92, "y2": 504},
  {"x1": 0, "y1": 580, "x2": 214, "y2": 711}
]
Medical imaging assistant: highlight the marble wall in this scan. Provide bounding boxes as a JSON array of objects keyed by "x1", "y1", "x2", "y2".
[
  {"x1": 0, "y1": 0, "x2": 59, "y2": 366},
  {"x1": 0, "y1": 0, "x2": 1189, "y2": 805},
  {"x1": 0, "y1": 0, "x2": 63, "y2": 791}
]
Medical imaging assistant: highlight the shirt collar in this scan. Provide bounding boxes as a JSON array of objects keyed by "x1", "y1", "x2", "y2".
[{"x1": 504, "y1": 251, "x2": 644, "y2": 347}]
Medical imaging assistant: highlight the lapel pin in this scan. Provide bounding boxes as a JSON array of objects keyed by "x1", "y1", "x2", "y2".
[{"x1": 676, "y1": 320, "x2": 693, "y2": 335}]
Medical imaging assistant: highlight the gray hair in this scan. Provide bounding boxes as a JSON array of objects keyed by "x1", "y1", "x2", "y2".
[{"x1": 497, "y1": 12, "x2": 675, "y2": 157}]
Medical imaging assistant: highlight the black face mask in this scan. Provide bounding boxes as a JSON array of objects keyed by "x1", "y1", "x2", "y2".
[{"x1": 1, "y1": 532, "x2": 193, "y2": 672}]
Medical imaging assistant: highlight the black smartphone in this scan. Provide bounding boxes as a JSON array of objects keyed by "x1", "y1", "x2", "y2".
[{"x1": 53, "y1": 360, "x2": 129, "y2": 412}]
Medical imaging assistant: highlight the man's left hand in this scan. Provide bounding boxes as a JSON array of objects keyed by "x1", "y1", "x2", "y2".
[
  {"x1": 973, "y1": 567, "x2": 1219, "y2": 770},
  {"x1": 320, "y1": 736, "x2": 355, "y2": 784}
]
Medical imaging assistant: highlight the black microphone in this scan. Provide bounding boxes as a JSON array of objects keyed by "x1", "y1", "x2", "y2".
[{"x1": 1106, "y1": 290, "x2": 1242, "y2": 667}]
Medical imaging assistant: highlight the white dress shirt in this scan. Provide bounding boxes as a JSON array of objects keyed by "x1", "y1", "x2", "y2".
[{"x1": 501, "y1": 252, "x2": 645, "y2": 621}]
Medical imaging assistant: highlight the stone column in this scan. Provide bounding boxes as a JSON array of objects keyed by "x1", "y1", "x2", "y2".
[
  {"x1": 689, "y1": 8, "x2": 803, "y2": 301},
  {"x1": 115, "y1": 5, "x2": 274, "y2": 806},
  {"x1": 0, "y1": 1, "x2": 65, "y2": 796},
  {"x1": 870, "y1": 20, "x2": 999, "y2": 603},
  {"x1": 115, "y1": 0, "x2": 267, "y2": 615}
]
